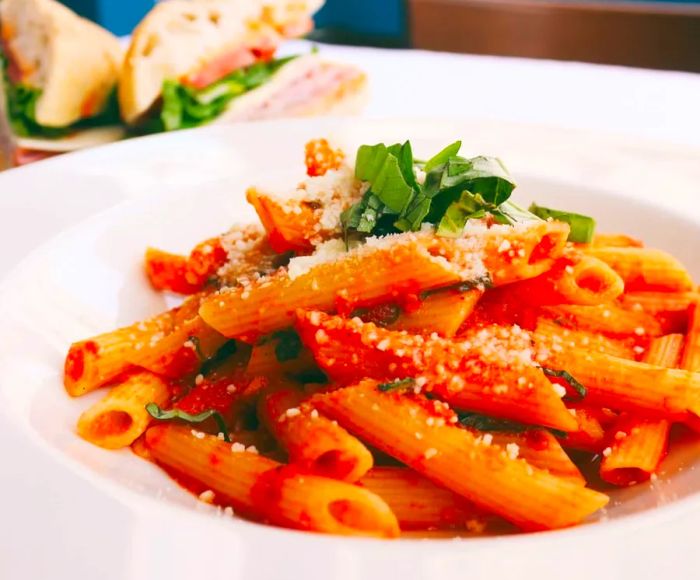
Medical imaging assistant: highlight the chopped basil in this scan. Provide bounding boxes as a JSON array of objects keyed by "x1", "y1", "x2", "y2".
[
  {"x1": 287, "y1": 368, "x2": 329, "y2": 384},
  {"x1": 272, "y1": 329, "x2": 303, "y2": 362},
  {"x1": 199, "y1": 340, "x2": 238, "y2": 376},
  {"x1": 377, "y1": 378, "x2": 415, "y2": 392},
  {"x1": 541, "y1": 367, "x2": 587, "y2": 400},
  {"x1": 423, "y1": 140, "x2": 462, "y2": 173},
  {"x1": 343, "y1": 140, "x2": 524, "y2": 240},
  {"x1": 458, "y1": 412, "x2": 568, "y2": 439},
  {"x1": 146, "y1": 55, "x2": 298, "y2": 133},
  {"x1": 145, "y1": 402, "x2": 231, "y2": 442},
  {"x1": 528, "y1": 203, "x2": 596, "y2": 243}
]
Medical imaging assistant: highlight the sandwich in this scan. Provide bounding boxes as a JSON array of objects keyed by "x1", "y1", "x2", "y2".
[
  {"x1": 0, "y1": 0, "x2": 125, "y2": 168},
  {"x1": 119, "y1": 0, "x2": 368, "y2": 132}
]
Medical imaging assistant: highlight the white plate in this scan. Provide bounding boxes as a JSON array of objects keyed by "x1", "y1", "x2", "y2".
[{"x1": 1, "y1": 118, "x2": 700, "y2": 580}]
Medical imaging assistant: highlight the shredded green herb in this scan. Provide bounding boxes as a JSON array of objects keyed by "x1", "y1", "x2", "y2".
[
  {"x1": 377, "y1": 378, "x2": 415, "y2": 392},
  {"x1": 145, "y1": 402, "x2": 231, "y2": 442},
  {"x1": 457, "y1": 412, "x2": 568, "y2": 439},
  {"x1": 342, "y1": 139, "x2": 541, "y2": 241},
  {"x1": 528, "y1": 203, "x2": 596, "y2": 243},
  {"x1": 199, "y1": 340, "x2": 238, "y2": 376},
  {"x1": 541, "y1": 367, "x2": 587, "y2": 400},
  {"x1": 287, "y1": 368, "x2": 328, "y2": 384},
  {"x1": 271, "y1": 329, "x2": 303, "y2": 362}
]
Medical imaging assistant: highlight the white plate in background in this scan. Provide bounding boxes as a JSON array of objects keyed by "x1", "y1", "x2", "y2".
[{"x1": 1, "y1": 118, "x2": 700, "y2": 580}]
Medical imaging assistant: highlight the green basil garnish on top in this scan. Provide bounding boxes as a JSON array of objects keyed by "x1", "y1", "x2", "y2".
[{"x1": 528, "y1": 203, "x2": 596, "y2": 243}]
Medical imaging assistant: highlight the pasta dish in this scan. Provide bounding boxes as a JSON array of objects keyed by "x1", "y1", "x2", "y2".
[{"x1": 63, "y1": 138, "x2": 699, "y2": 537}]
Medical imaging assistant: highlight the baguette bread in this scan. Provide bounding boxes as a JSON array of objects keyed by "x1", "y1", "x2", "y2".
[
  {"x1": 119, "y1": 0, "x2": 324, "y2": 124},
  {"x1": 0, "y1": 0, "x2": 123, "y2": 128}
]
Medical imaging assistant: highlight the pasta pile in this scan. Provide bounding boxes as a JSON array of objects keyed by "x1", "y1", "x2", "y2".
[{"x1": 64, "y1": 138, "x2": 700, "y2": 538}]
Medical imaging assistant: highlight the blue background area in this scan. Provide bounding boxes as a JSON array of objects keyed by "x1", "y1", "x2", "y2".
[
  {"x1": 62, "y1": 0, "x2": 407, "y2": 38},
  {"x1": 62, "y1": 0, "x2": 700, "y2": 39}
]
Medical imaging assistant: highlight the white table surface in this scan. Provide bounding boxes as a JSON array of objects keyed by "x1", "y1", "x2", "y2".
[{"x1": 1, "y1": 44, "x2": 700, "y2": 580}]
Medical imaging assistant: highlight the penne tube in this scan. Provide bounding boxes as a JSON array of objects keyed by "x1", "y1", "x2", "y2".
[
  {"x1": 145, "y1": 424, "x2": 399, "y2": 537},
  {"x1": 313, "y1": 381, "x2": 608, "y2": 531},
  {"x1": 599, "y1": 334, "x2": 683, "y2": 485},
  {"x1": 428, "y1": 221, "x2": 570, "y2": 286},
  {"x1": 246, "y1": 337, "x2": 318, "y2": 380},
  {"x1": 542, "y1": 303, "x2": 663, "y2": 338},
  {"x1": 493, "y1": 255, "x2": 624, "y2": 306},
  {"x1": 536, "y1": 340, "x2": 700, "y2": 420},
  {"x1": 258, "y1": 387, "x2": 373, "y2": 482},
  {"x1": 246, "y1": 166, "x2": 361, "y2": 253},
  {"x1": 534, "y1": 319, "x2": 637, "y2": 359},
  {"x1": 127, "y1": 315, "x2": 228, "y2": 378},
  {"x1": 297, "y1": 311, "x2": 578, "y2": 431},
  {"x1": 620, "y1": 291, "x2": 699, "y2": 315},
  {"x1": 65, "y1": 295, "x2": 204, "y2": 396},
  {"x1": 145, "y1": 236, "x2": 227, "y2": 295},
  {"x1": 77, "y1": 371, "x2": 171, "y2": 449},
  {"x1": 199, "y1": 235, "x2": 465, "y2": 342},
  {"x1": 584, "y1": 247, "x2": 694, "y2": 292},
  {"x1": 484, "y1": 430, "x2": 585, "y2": 485},
  {"x1": 560, "y1": 406, "x2": 609, "y2": 452},
  {"x1": 388, "y1": 289, "x2": 482, "y2": 337},
  {"x1": 359, "y1": 467, "x2": 494, "y2": 531},
  {"x1": 590, "y1": 234, "x2": 643, "y2": 248},
  {"x1": 680, "y1": 302, "x2": 700, "y2": 372}
]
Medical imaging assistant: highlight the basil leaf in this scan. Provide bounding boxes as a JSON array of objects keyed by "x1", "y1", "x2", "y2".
[
  {"x1": 528, "y1": 203, "x2": 596, "y2": 243},
  {"x1": 153, "y1": 55, "x2": 298, "y2": 133},
  {"x1": 146, "y1": 402, "x2": 231, "y2": 442},
  {"x1": 423, "y1": 140, "x2": 461, "y2": 173},
  {"x1": 355, "y1": 143, "x2": 413, "y2": 213},
  {"x1": 287, "y1": 368, "x2": 328, "y2": 384},
  {"x1": 272, "y1": 329, "x2": 303, "y2": 362},
  {"x1": 458, "y1": 412, "x2": 568, "y2": 439},
  {"x1": 541, "y1": 367, "x2": 587, "y2": 400},
  {"x1": 199, "y1": 340, "x2": 238, "y2": 376},
  {"x1": 377, "y1": 378, "x2": 415, "y2": 392},
  {"x1": 436, "y1": 191, "x2": 489, "y2": 237}
]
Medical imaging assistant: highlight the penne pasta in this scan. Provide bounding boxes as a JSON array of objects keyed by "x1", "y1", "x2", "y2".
[
  {"x1": 246, "y1": 166, "x2": 362, "y2": 253},
  {"x1": 145, "y1": 424, "x2": 399, "y2": 537},
  {"x1": 313, "y1": 381, "x2": 608, "y2": 531},
  {"x1": 297, "y1": 311, "x2": 578, "y2": 431},
  {"x1": 145, "y1": 237, "x2": 227, "y2": 295},
  {"x1": 245, "y1": 334, "x2": 318, "y2": 380},
  {"x1": 77, "y1": 371, "x2": 171, "y2": 449},
  {"x1": 584, "y1": 246, "x2": 694, "y2": 292},
  {"x1": 680, "y1": 302, "x2": 700, "y2": 372},
  {"x1": 358, "y1": 467, "x2": 495, "y2": 531},
  {"x1": 388, "y1": 289, "x2": 482, "y2": 337},
  {"x1": 590, "y1": 233, "x2": 643, "y2": 248},
  {"x1": 599, "y1": 334, "x2": 683, "y2": 485},
  {"x1": 534, "y1": 319, "x2": 637, "y2": 359},
  {"x1": 536, "y1": 340, "x2": 700, "y2": 420},
  {"x1": 542, "y1": 303, "x2": 663, "y2": 338},
  {"x1": 199, "y1": 235, "x2": 465, "y2": 342},
  {"x1": 492, "y1": 254, "x2": 624, "y2": 307},
  {"x1": 258, "y1": 386, "x2": 374, "y2": 482},
  {"x1": 484, "y1": 430, "x2": 585, "y2": 485}
]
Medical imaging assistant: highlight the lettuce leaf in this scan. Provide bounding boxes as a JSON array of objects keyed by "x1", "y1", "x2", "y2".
[{"x1": 149, "y1": 55, "x2": 298, "y2": 133}]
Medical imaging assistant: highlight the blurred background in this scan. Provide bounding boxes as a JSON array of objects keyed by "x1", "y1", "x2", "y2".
[{"x1": 63, "y1": 0, "x2": 699, "y2": 72}]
